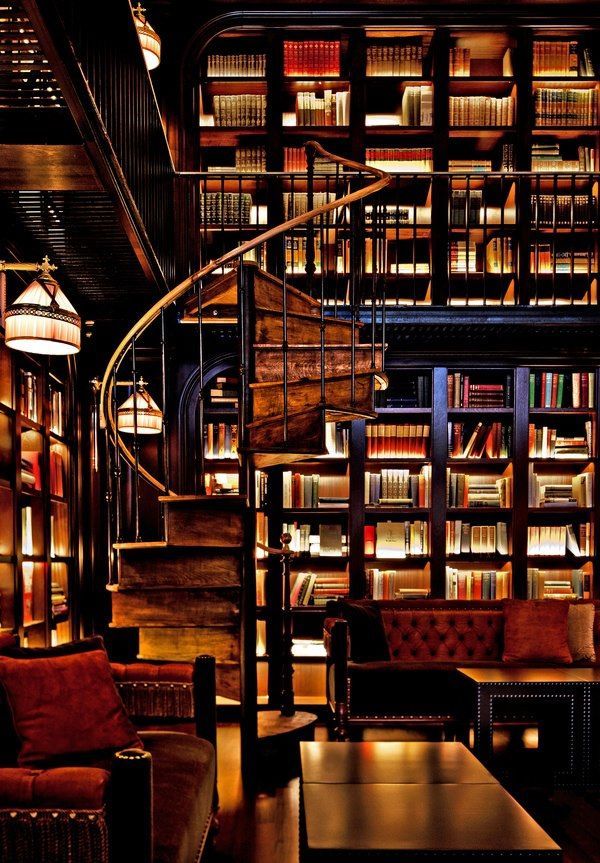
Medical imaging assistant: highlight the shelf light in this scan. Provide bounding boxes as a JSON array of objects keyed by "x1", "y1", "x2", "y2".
[
  {"x1": 132, "y1": 3, "x2": 161, "y2": 71},
  {"x1": 1, "y1": 257, "x2": 81, "y2": 356}
]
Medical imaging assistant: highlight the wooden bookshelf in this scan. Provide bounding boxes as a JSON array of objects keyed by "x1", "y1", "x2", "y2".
[{"x1": 0, "y1": 333, "x2": 77, "y2": 647}]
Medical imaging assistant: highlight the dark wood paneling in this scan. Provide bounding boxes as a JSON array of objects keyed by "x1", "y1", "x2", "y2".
[{"x1": 0, "y1": 145, "x2": 100, "y2": 191}]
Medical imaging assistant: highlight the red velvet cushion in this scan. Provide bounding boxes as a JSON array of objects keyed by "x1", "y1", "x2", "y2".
[
  {"x1": 502, "y1": 600, "x2": 572, "y2": 664},
  {"x1": 382, "y1": 609, "x2": 504, "y2": 662},
  {"x1": 0, "y1": 766, "x2": 110, "y2": 808},
  {"x1": 0, "y1": 650, "x2": 143, "y2": 766}
]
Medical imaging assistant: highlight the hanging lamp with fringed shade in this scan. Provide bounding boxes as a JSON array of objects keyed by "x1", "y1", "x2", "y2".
[
  {"x1": 4, "y1": 261, "x2": 81, "y2": 356},
  {"x1": 132, "y1": 3, "x2": 161, "y2": 70},
  {"x1": 117, "y1": 383, "x2": 163, "y2": 435}
]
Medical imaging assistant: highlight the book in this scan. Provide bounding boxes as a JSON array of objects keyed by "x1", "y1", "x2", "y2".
[{"x1": 319, "y1": 524, "x2": 343, "y2": 557}]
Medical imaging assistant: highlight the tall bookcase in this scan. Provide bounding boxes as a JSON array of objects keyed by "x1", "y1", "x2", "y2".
[{"x1": 0, "y1": 334, "x2": 78, "y2": 647}]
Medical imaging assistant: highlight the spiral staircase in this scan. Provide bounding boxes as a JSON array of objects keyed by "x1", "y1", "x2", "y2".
[{"x1": 100, "y1": 142, "x2": 389, "y2": 768}]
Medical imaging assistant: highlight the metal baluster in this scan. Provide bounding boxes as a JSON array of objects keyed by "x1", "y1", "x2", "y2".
[
  {"x1": 320, "y1": 206, "x2": 326, "y2": 411},
  {"x1": 131, "y1": 341, "x2": 141, "y2": 542},
  {"x1": 197, "y1": 276, "x2": 204, "y2": 495},
  {"x1": 466, "y1": 173, "x2": 471, "y2": 307},
  {"x1": 160, "y1": 308, "x2": 170, "y2": 500},
  {"x1": 552, "y1": 171, "x2": 558, "y2": 306},
  {"x1": 112, "y1": 368, "x2": 122, "y2": 543},
  {"x1": 483, "y1": 174, "x2": 488, "y2": 305},
  {"x1": 282, "y1": 228, "x2": 289, "y2": 446},
  {"x1": 306, "y1": 143, "x2": 316, "y2": 298}
]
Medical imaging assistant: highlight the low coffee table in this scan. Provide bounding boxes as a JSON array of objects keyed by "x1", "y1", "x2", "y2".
[
  {"x1": 457, "y1": 667, "x2": 591, "y2": 786},
  {"x1": 300, "y1": 741, "x2": 561, "y2": 862}
]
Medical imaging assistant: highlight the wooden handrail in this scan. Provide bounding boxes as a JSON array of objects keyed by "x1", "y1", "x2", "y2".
[{"x1": 100, "y1": 141, "x2": 390, "y2": 494}]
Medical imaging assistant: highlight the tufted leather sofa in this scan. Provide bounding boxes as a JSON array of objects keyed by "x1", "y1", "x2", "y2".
[{"x1": 324, "y1": 599, "x2": 600, "y2": 740}]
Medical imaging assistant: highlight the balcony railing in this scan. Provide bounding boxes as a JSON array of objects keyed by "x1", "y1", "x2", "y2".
[{"x1": 189, "y1": 170, "x2": 600, "y2": 308}]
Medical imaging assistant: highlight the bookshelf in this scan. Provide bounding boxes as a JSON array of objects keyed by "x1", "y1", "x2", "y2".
[
  {"x1": 255, "y1": 362, "x2": 600, "y2": 704},
  {"x1": 0, "y1": 333, "x2": 77, "y2": 648},
  {"x1": 197, "y1": 24, "x2": 599, "y2": 309}
]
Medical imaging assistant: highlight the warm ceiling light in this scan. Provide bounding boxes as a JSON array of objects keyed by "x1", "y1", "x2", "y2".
[
  {"x1": 2, "y1": 257, "x2": 80, "y2": 356},
  {"x1": 132, "y1": 3, "x2": 161, "y2": 71},
  {"x1": 117, "y1": 380, "x2": 163, "y2": 434}
]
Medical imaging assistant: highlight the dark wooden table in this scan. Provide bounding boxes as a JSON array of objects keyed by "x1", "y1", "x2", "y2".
[
  {"x1": 457, "y1": 667, "x2": 598, "y2": 786},
  {"x1": 299, "y1": 741, "x2": 561, "y2": 862}
]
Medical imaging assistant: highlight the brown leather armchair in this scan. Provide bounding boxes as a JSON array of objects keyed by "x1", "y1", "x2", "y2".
[{"x1": 0, "y1": 650, "x2": 218, "y2": 863}]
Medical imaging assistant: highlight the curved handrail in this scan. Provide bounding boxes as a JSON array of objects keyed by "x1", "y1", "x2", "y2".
[{"x1": 100, "y1": 141, "x2": 390, "y2": 494}]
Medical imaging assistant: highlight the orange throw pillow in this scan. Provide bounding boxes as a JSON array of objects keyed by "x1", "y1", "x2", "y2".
[
  {"x1": 503, "y1": 599, "x2": 572, "y2": 664},
  {"x1": 0, "y1": 650, "x2": 142, "y2": 766}
]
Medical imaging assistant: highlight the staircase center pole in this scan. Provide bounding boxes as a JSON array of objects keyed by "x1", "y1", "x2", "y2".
[{"x1": 279, "y1": 532, "x2": 296, "y2": 717}]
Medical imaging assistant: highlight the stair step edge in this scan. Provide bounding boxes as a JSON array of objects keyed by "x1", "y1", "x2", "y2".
[
  {"x1": 158, "y1": 494, "x2": 247, "y2": 505},
  {"x1": 108, "y1": 584, "x2": 242, "y2": 593}
]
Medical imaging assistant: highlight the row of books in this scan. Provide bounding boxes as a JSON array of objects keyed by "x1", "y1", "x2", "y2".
[
  {"x1": 50, "y1": 389, "x2": 64, "y2": 436},
  {"x1": 368, "y1": 567, "x2": 430, "y2": 600},
  {"x1": 527, "y1": 568, "x2": 591, "y2": 600},
  {"x1": 446, "y1": 567, "x2": 511, "y2": 599},
  {"x1": 379, "y1": 373, "x2": 431, "y2": 408},
  {"x1": 20, "y1": 371, "x2": 38, "y2": 423},
  {"x1": 447, "y1": 472, "x2": 512, "y2": 508},
  {"x1": 282, "y1": 148, "x2": 339, "y2": 174},
  {"x1": 529, "y1": 568, "x2": 592, "y2": 600},
  {"x1": 528, "y1": 423, "x2": 593, "y2": 459},
  {"x1": 448, "y1": 373, "x2": 512, "y2": 408},
  {"x1": 294, "y1": 90, "x2": 350, "y2": 126},
  {"x1": 449, "y1": 238, "x2": 515, "y2": 274},
  {"x1": 206, "y1": 53, "x2": 267, "y2": 77},
  {"x1": 446, "y1": 521, "x2": 510, "y2": 555},
  {"x1": 212, "y1": 94, "x2": 266, "y2": 127},
  {"x1": 364, "y1": 203, "x2": 430, "y2": 226},
  {"x1": 200, "y1": 192, "x2": 253, "y2": 225},
  {"x1": 531, "y1": 245, "x2": 596, "y2": 274},
  {"x1": 449, "y1": 190, "x2": 483, "y2": 227},
  {"x1": 290, "y1": 571, "x2": 348, "y2": 606},
  {"x1": 449, "y1": 96, "x2": 514, "y2": 127},
  {"x1": 50, "y1": 504, "x2": 69, "y2": 557},
  {"x1": 366, "y1": 42, "x2": 424, "y2": 77},
  {"x1": 534, "y1": 88, "x2": 597, "y2": 126},
  {"x1": 283, "y1": 522, "x2": 347, "y2": 557},
  {"x1": 324, "y1": 423, "x2": 349, "y2": 457},
  {"x1": 364, "y1": 466, "x2": 431, "y2": 508},
  {"x1": 529, "y1": 371, "x2": 595, "y2": 409},
  {"x1": 283, "y1": 40, "x2": 341, "y2": 77},
  {"x1": 528, "y1": 467, "x2": 593, "y2": 507},
  {"x1": 449, "y1": 46, "x2": 513, "y2": 78},
  {"x1": 204, "y1": 423, "x2": 238, "y2": 460},
  {"x1": 236, "y1": 146, "x2": 266, "y2": 173},
  {"x1": 400, "y1": 85, "x2": 433, "y2": 126},
  {"x1": 448, "y1": 421, "x2": 511, "y2": 459},
  {"x1": 365, "y1": 148, "x2": 434, "y2": 172},
  {"x1": 531, "y1": 194, "x2": 597, "y2": 227},
  {"x1": 282, "y1": 472, "x2": 349, "y2": 509},
  {"x1": 364, "y1": 520, "x2": 430, "y2": 558},
  {"x1": 531, "y1": 143, "x2": 596, "y2": 172},
  {"x1": 208, "y1": 376, "x2": 239, "y2": 407},
  {"x1": 282, "y1": 191, "x2": 337, "y2": 220},
  {"x1": 365, "y1": 424, "x2": 430, "y2": 459},
  {"x1": 532, "y1": 40, "x2": 595, "y2": 78},
  {"x1": 527, "y1": 523, "x2": 593, "y2": 557}
]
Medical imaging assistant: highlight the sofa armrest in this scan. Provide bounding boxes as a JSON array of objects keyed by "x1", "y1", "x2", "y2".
[{"x1": 110, "y1": 748, "x2": 153, "y2": 863}]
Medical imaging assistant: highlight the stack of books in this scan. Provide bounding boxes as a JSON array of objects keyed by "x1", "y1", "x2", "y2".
[
  {"x1": 366, "y1": 424, "x2": 431, "y2": 458},
  {"x1": 448, "y1": 421, "x2": 511, "y2": 459},
  {"x1": 529, "y1": 371, "x2": 595, "y2": 409},
  {"x1": 534, "y1": 88, "x2": 597, "y2": 126},
  {"x1": 528, "y1": 467, "x2": 594, "y2": 507},
  {"x1": 448, "y1": 373, "x2": 512, "y2": 408},
  {"x1": 364, "y1": 465, "x2": 431, "y2": 507},
  {"x1": 204, "y1": 422, "x2": 238, "y2": 459},
  {"x1": 527, "y1": 567, "x2": 590, "y2": 599},
  {"x1": 282, "y1": 472, "x2": 349, "y2": 509},
  {"x1": 366, "y1": 40, "x2": 424, "y2": 76},
  {"x1": 21, "y1": 451, "x2": 41, "y2": 491},
  {"x1": 206, "y1": 53, "x2": 266, "y2": 77},
  {"x1": 527, "y1": 523, "x2": 592, "y2": 556},
  {"x1": 449, "y1": 240, "x2": 480, "y2": 273},
  {"x1": 283, "y1": 40, "x2": 341, "y2": 77},
  {"x1": 528, "y1": 423, "x2": 592, "y2": 458},
  {"x1": 449, "y1": 159, "x2": 493, "y2": 173},
  {"x1": 212, "y1": 94, "x2": 266, "y2": 126},
  {"x1": 290, "y1": 571, "x2": 349, "y2": 606},
  {"x1": 207, "y1": 376, "x2": 239, "y2": 408},
  {"x1": 368, "y1": 567, "x2": 430, "y2": 599},
  {"x1": 446, "y1": 567, "x2": 511, "y2": 599},
  {"x1": 446, "y1": 521, "x2": 510, "y2": 555},
  {"x1": 449, "y1": 95, "x2": 514, "y2": 126},
  {"x1": 51, "y1": 581, "x2": 68, "y2": 622},
  {"x1": 447, "y1": 472, "x2": 512, "y2": 508},
  {"x1": 531, "y1": 142, "x2": 596, "y2": 172}
]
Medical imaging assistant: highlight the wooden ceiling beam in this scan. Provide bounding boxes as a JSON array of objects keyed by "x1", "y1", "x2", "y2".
[{"x1": 0, "y1": 144, "x2": 101, "y2": 191}]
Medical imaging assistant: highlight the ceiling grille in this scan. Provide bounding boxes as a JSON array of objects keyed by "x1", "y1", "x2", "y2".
[{"x1": 0, "y1": 1, "x2": 65, "y2": 109}]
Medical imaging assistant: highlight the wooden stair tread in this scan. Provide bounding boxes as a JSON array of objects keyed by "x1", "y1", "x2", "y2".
[
  {"x1": 247, "y1": 404, "x2": 376, "y2": 430},
  {"x1": 114, "y1": 541, "x2": 168, "y2": 551},
  {"x1": 158, "y1": 494, "x2": 247, "y2": 505},
  {"x1": 250, "y1": 371, "x2": 386, "y2": 390},
  {"x1": 108, "y1": 582, "x2": 241, "y2": 592},
  {"x1": 115, "y1": 542, "x2": 243, "y2": 553},
  {"x1": 256, "y1": 305, "x2": 361, "y2": 326}
]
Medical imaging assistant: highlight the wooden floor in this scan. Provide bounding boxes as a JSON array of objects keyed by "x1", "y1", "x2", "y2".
[{"x1": 212, "y1": 722, "x2": 600, "y2": 863}]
